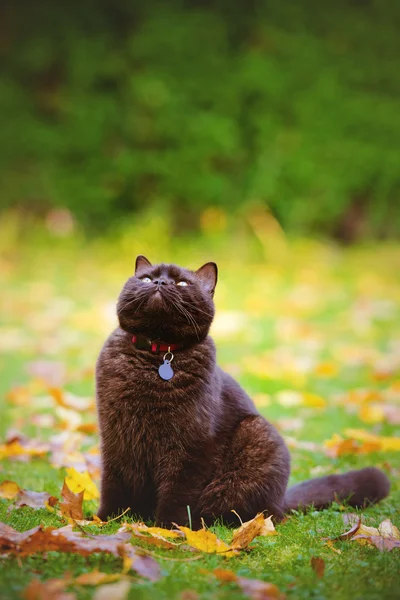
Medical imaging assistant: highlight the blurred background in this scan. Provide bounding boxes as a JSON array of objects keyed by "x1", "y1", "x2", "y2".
[{"x1": 0, "y1": 0, "x2": 399, "y2": 246}]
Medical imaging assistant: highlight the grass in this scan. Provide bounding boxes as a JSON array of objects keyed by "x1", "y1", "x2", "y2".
[{"x1": 0, "y1": 227, "x2": 400, "y2": 599}]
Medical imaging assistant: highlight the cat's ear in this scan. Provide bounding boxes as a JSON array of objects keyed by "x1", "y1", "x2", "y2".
[
  {"x1": 196, "y1": 262, "x2": 218, "y2": 295},
  {"x1": 135, "y1": 255, "x2": 152, "y2": 274}
]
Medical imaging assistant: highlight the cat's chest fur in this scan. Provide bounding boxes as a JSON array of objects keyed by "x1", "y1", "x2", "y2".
[{"x1": 96, "y1": 328, "x2": 220, "y2": 476}]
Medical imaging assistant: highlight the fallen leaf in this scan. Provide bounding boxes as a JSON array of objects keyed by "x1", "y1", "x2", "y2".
[
  {"x1": 231, "y1": 513, "x2": 277, "y2": 549},
  {"x1": 0, "y1": 480, "x2": 20, "y2": 500},
  {"x1": 213, "y1": 568, "x2": 284, "y2": 599},
  {"x1": 74, "y1": 571, "x2": 125, "y2": 586},
  {"x1": 22, "y1": 578, "x2": 75, "y2": 600},
  {"x1": 49, "y1": 388, "x2": 94, "y2": 411},
  {"x1": 310, "y1": 556, "x2": 325, "y2": 578},
  {"x1": 118, "y1": 544, "x2": 162, "y2": 581},
  {"x1": 0, "y1": 522, "x2": 161, "y2": 579},
  {"x1": 93, "y1": 580, "x2": 131, "y2": 600},
  {"x1": 0, "y1": 440, "x2": 49, "y2": 461},
  {"x1": 176, "y1": 525, "x2": 238, "y2": 557},
  {"x1": 329, "y1": 516, "x2": 400, "y2": 552},
  {"x1": 59, "y1": 480, "x2": 84, "y2": 520},
  {"x1": 122, "y1": 522, "x2": 182, "y2": 539},
  {"x1": 345, "y1": 429, "x2": 400, "y2": 452},
  {"x1": 14, "y1": 489, "x2": 58, "y2": 510},
  {"x1": 64, "y1": 467, "x2": 99, "y2": 500},
  {"x1": 180, "y1": 591, "x2": 200, "y2": 600}
]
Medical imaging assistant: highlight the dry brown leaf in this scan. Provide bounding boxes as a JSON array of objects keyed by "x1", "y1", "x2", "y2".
[
  {"x1": 329, "y1": 516, "x2": 400, "y2": 552},
  {"x1": 350, "y1": 518, "x2": 400, "y2": 551},
  {"x1": 59, "y1": 480, "x2": 84, "y2": 520},
  {"x1": 93, "y1": 580, "x2": 131, "y2": 600},
  {"x1": 310, "y1": 556, "x2": 325, "y2": 578},
  {"x1": 0, "y1": 522, "x2": 161, "y2": 579},
  {"x1": 213, "y1": 568, "x2": 284, "y2": 599},
  {"x1": 231, "y1": 513, "x2": 277, "y2": 549},
  {"x1": 22, "y1": 578, "x2": 75, "y2": 600},
  {"x1": 180, "y1": 591, "x2": 200, "y2": 600},
  {"x1": 0, "y1": 480, "x2": 20, "y2": 499},
  {"x1": 14, "y1": 489, "x2": 58, "y2": 510},
  {"x1": 176, "y1": 525, "x2": 238, "y2": 557},
  {"x1": 118, "y1": 544, "x2": 162, "y2": 581}
]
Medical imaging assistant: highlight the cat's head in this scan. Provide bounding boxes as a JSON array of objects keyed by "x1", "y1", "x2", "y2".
[{"x1": 117, "y1": 256, "x2": 217, "y2": 344}]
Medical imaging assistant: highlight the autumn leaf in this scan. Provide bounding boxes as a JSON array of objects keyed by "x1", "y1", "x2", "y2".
[
  {"x1": 48, "y1": 387, "x2": 94, "y2": 411},
  {"x1": 64, "y1": 467, "x2": 99, "y2": 500},
  {"x1": 351, "y1": 519, "x2": 400, "y2": 551},
  {"x1": 213, "y1": 568, "x2": 284, "y2": 599},
  {"x1": 231, "y1": 513, "x2": 278, "y2": 549},
  {"x1": 93, "y1": 580, "x2": 131, "y2": 600},
  {"x1": 74, "y1": 571, "x2": 125, "y2": 586},
  {"x1": 122, "y1": 522, "x2": 182, "y2": 539},
  {"x1": 176, "y1": 525, "x2": 238, "y2": 557},
  {"x1": 0, "y1": 480, "x2": 20, "y2": 500},
  {"x1": 118, "y1": 544, "x2": 162, "y2": 581},
  {"x1": 328, "y1": 516, "x2": 400, "y2": 552},
  {"x1": 310, "y1": 556, "x2": 325, "y2": 578},
  {"x1": 59, "y1": 480, "x2": 84, "y2": 520},
  {"x1": 345, "y1": 429, "x2": 400, "y2": 452},
  {"x1": 0, "y1": 522, "x2": 162, "y2": 579},
  {"x1": 22, "y1": 578, "x2": 75, "y2": 600},
  {"x1": 14, "y1": 489, "x2": 59, "y2": 511},
  {"x1": 0, "y1": 440, "x2": 49, "y2": 461},
  {"x1": 118, "y1": 526, "x2": 181, "y2": 550}
]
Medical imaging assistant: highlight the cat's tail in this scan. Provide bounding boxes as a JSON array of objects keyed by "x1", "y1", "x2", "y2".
[{"x1": 284, "y1": 467, "x2": 390, "y2": 512}]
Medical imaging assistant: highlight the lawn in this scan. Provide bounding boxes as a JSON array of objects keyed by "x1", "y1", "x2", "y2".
[{"x1": 1, "y1": 229, "x2": 399, "y2": 600}]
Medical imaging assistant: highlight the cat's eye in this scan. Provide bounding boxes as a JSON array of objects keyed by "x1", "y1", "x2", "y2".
[
  {"x1": 177, "y1": 281, "x2": 188, "y2": 287},
  {"x1": 141, "y1": 277, "x2": 152, "y2": 283}
]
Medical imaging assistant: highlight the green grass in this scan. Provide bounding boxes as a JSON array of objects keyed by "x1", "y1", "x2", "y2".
[{"x1": 0, "y1": 232, "x2": 400, "y2": 599}]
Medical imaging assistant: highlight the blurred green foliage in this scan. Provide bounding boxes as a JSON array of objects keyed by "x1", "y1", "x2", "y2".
[{"x1": 0, "y1": 0, "x2": 399, "y2": 238}]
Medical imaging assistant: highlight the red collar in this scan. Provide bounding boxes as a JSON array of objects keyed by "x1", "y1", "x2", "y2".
[{"x1": 131, "y1": 334, "x2": 182, "y2": 353}]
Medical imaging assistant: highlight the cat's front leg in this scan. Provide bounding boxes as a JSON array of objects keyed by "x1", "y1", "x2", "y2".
[
  {"x1": 97, "y1": 463, "x2": 132, "y2": 521},
  {"x1": 155, "y1": 456, "x2": 209, "y2": 528}
]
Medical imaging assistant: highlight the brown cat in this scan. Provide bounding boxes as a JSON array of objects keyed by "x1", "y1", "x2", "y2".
[{"x1": 96, "y1": 256, "x2": 390, "y2": 527}]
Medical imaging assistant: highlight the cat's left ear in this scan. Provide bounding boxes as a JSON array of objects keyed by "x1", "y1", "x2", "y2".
[
  {"x1": 196, "y1": 262, "x2": 218, "y2": 296},
  {"x1": 135, "y1": 255, "x2": 152, "y2": 274}
]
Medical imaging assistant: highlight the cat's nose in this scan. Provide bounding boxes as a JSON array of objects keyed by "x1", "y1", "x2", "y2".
[{"x1": 153, "y1": 277, "x2": 169, "y2": 286}]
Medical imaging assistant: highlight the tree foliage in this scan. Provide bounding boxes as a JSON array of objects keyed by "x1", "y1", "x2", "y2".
[{"x1": 0, "y1": 0, "x2": 399, "y2": 238}]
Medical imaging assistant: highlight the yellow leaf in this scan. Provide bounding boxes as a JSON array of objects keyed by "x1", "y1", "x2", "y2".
[
  {"x1": 314, "y1": 362, "x2": 338, "y2": 377},
  {"x1": 359, "y1": 405, "x2": 384, "y2": 424},
  {"x1": 345, "y1": 429, "x2": 400, "y2": 452},
  {"x1": 378, "y1": 519, "x2": 400, "y2": 540},
  {"x1": 231, "y1": 513, "x2": 277, "y2": 549},
  {"x1": 64, "y1": 467, "x2": 99, "y2": 500},
  {"x1": 125, "y1": 523, "x2": 182, "y2": 539},
  {"x1": 0, "y1": 480, "x2": 20, "y2": 499},
  {"x1": 177, "y1": 525, "x2": 238, "y2": 557},
  {"x1": 75, "y1": 570, "x2": 123, "y2": 586},
  {"x1": 0, "y1": 441, "x2": 48, "y2": 460},
  {"x1": 302, "y1": 392, "x2": 326, "y2": 408}
]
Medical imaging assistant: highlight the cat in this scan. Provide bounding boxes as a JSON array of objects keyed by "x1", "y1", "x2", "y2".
[{"x1": 96, "y1": 255, "x2": 390, "y2": 527}]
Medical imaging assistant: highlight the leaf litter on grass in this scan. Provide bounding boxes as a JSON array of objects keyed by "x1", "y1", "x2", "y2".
[{"x1": 1, "y1": 240, "x2": 400, "y2": 598}]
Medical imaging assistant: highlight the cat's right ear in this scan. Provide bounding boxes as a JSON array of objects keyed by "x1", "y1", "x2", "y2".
[
  {"x1": 196, "y1": 262, "x2": 218, "y2": 296},
  {"x1": 135, "y1": 255, "x2": 152, "y2": 274}
]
